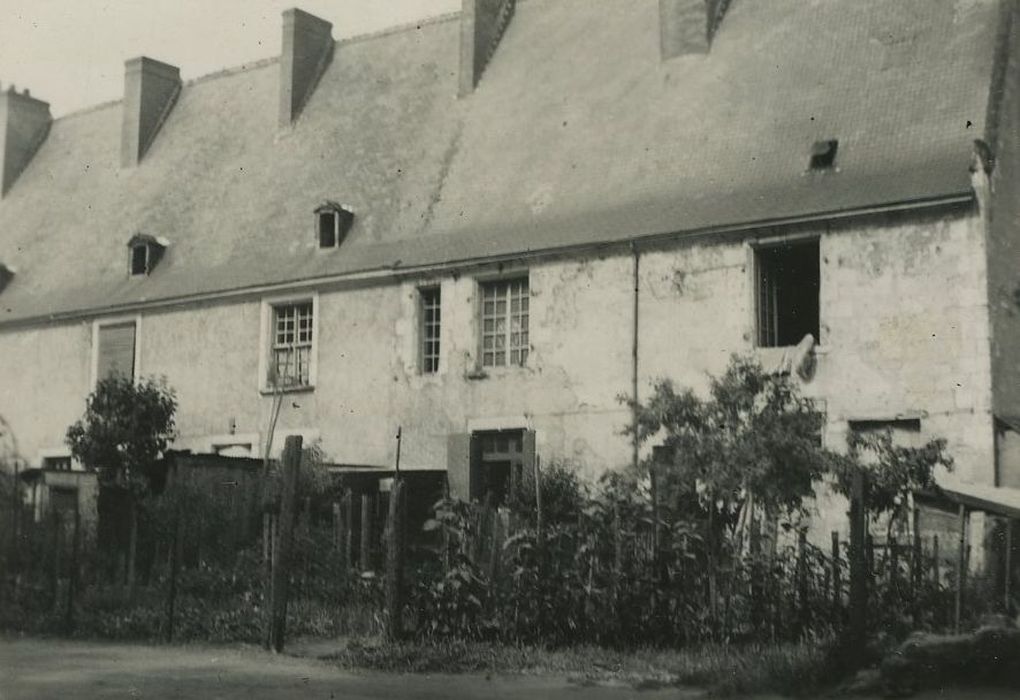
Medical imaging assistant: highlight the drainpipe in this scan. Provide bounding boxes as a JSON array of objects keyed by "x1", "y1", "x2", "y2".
[{"x1": 631, "y1": 243, "x2": 641, "y2": 471}]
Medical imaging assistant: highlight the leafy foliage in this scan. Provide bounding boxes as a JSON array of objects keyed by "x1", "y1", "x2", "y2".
[
  {"x1": 628, "y1": 355, "x2": 834, "y2": 521},
  {"x1": 65, "y1": 375, "x2": 177, "y2": 496},
  {"x1": 835, "y1": 429, "x2": 952, "y2": 517}
]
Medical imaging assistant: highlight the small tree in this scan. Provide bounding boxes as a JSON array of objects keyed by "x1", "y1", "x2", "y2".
[
  {"x1": 630, "y1": 355, "x2": 836, "y2": 530},
  {"x1": 66, "y1": 375, "x2": 177, "y2": 592}
]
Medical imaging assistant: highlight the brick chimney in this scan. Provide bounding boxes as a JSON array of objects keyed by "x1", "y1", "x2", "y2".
[
  {"x1": 459, "y1": 0, "x2": 516, "y2": 97},
  {"x1": 0, "y1": 85, "x2": 52, "y2": 197},
  {"x1": 659, "y1": 0, "x2": 730, "y2": 60},
  {"x1": 121, "y1": 57, "x2": 182, "y2": 168},
  {"x1": 279, "y1": 8, "x2": 334, "y2": 127}
]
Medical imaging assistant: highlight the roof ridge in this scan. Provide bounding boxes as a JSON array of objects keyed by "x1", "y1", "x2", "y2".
[{"x1": 336, "y1": 10, "x2": 461, "y2": 48}]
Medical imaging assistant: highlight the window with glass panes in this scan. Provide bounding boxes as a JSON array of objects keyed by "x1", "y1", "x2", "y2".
[
  {"x1": 420, "y1": 287, "x2": 441, "y2": 374},
  {"x1": 271, "y1": 302, "x2": 313, "y2": 387},
  {"x1": 480, "y1": 278, "x2": 529, "y2": 367}
]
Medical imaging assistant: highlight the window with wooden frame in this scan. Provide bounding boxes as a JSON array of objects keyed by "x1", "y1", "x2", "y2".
[
  {"x1": 755, "y1": 239, "x2": 819, "y2": 348},
  {"x1": 95, "y1": 320, "x2": 137, "y2": 382},
  {"x1": 269, "y1": 301, "x2": 314, "y2": 388},
  {"x1": 480, "y1": 277, "x2": 529, "y2": 368},
  {"x1": 419, "y1": 286, "x2": 441, "y2": 374}
]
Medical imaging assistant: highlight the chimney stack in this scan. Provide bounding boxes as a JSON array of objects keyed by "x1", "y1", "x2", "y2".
[
  {"x1": 121, "y1": 57, "x2": 182, "y2": 168},
  {"x1": 459, "y1": 0, "x2": 516, "y2": 97},
  {"x1": 659, "y1": 0, "x2": 730, "y2": 60},
  {"x1": 0, "y1": 85, "x2": 52, "y2": 197},
  {"x1": 279, "y1": 8, "x2": 334, "y2": 127}
]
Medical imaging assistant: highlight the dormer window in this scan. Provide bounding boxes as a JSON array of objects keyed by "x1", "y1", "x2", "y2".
[
  {"x1": 126, "y1": 233, "x2": 168, "y2": 276},
  {"x1": 0, "y1": 263, "x2": 14, "y2": 294},
  {"x1": 315, "y1": 202, "x2": 354, "y2": 249},
  {"x1": 809, "y1": 139, "x2": 839, "y2": 171}
]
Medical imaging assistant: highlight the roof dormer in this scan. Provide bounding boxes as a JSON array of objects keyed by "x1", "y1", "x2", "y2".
[
  {"x1": 127, "y1": 233, "x2": 169, "y2": 276},
  {"x1": 0, "y1": 263, "x2": 15, "y2": 293},
  {"x1": 315, "y1": 202, "x2": 354, "y2": 248}
]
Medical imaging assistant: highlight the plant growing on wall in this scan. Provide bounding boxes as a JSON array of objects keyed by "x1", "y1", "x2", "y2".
[{"x1": 66, "y1": 375, "x2": 177, "y2": 594}]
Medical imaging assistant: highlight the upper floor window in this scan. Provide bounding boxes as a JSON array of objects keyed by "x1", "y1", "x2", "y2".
[
  {"x1": 127, "y1": 233, "x2": 168, "y2": 276},
  {"x1": 315, "y1": 202, "x2": 355, "y2": 248},
  {"x1": 419, "y1": 287, "x2": 441, "y2": 374},
  {"x1": 94, "y1": 319, "x2": 137, "y2": 383},
  {"x1": 755, "y1": 239, "x2": 819, "y2": 348},
  {"x1": 480, "y1": 277, "x2": 529, "y2": 368},
  {"x1": 270, "y1": 301, "x2": 314, "y2": 388}
]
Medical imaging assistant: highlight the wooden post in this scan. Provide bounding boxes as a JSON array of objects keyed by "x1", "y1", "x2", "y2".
[
  {"x1": 797, "y1": 529, "x2": 808, "y2": 631},
  {"x1": 890, "y1": 535, "x2": 899, "y2": 592},
  {"x1": 534, "y1": 454, "x2": 544, "y2": 539},
  {"x1": 343, "y1": 489, "x2": 354, "y2": 572},
  {"x1": 848, "y1": 469, "x2": 867, "y2": 662},
  {"x1": 933, "y1": 535, "x2": 941, "y2": 586},
  {"x1": 1005, "y1": 520, "x2": 1013, "y2": 615},
  {"x1": 166, "y1": 496, "x2": 182, "y2": 642},
  {"x1": 394, "y1": 426, "x2": 402, "y2": 477},
  {"x1": 332, "y1": 502, "x2": 341, "y2": 550},
  {"x1": 831, "y1": 531, "x2": 841, "y2": 623},
  {"x1": 360, "y1": 493, "x2": 373, "y2": 572},
  {"x1": 611, "y1": 498, "x2": 622, "y2": 613},
  {"x1": 384, "y1": 479, "x2": 406, "y2": 641},
  {"x1": 50, "y1": 508, "x2": 61, "y2": 610},
  {"x1": 954, "y1": 504, "x2": 966, "y2": 634},
  {"x1": 268, "y1": 435, "x2": 302, "y2": 653},
  {"x1": 912, "y1": 511, "x2": 922, "y2": 617},
  {"x1": 64, "y1": 497, "x2": 80, "y2": 632}
]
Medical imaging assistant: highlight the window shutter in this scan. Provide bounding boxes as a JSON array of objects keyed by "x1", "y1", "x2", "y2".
[
  {"x1": 97, "y1": 322, "x2": 136, "y2": 380},
  {"x1": 446, "y1": 433, "x2": 478, "y2": 502},
  {"x1": 520, "y1": 429, "x2": 537, "y2": 497}
]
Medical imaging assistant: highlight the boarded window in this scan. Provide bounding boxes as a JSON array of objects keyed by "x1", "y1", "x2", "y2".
[
  {"x1": 756, "y1": 240, "x2": 819, "y2": 348},
  {"x1": 420, "y1": 287, "x2": 441, "y2": 374},
  {"x1": 96, "y1": 322, "x2": 136, "y2": 381},
  {"x1": 318, "y1": 212, "x2": 337, "y2": 248}
]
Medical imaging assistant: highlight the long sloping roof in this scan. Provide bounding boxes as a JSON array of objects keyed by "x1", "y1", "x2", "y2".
[{"x1": 0, "y1": 0, "x2": 1003, "y2": 324}]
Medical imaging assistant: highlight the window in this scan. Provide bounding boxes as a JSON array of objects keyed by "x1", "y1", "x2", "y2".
[
  {"x1": 0, "y1": 263, "x2": 15, "y2": 293},
  {"x1": 315, "y1": 202, "x2": 354, "y2": 248},
  {"x1": 126, "y1": 233, "x2": 167, "y2": 276},
  {"x1": 809, "y1": 139, "x2": 839, "y2": 170},
  {"x1": 269, "y1": 302, "x2": 314, "y2": 388},
  {"x1": 476, "y1": 430, "x2": 525, "y2": 506},
  {"x1": 95, "y1": 320, "x2": 137, "y2": 381},
  {"x1": 480, "y1": 277, "x2": 529, "y2": 367},
  {"x1": 42, "y1": 456, "x2": 72, "y2": 471},
  {"x1": 130, "y1": 244, "x2": 149, "y2": 275},
  {"x1": 756, "y1": 240, "x2": 819, "y2": 348},
  {"x1": 420, "y1": 287, "x2": 441, "y2": 374}
]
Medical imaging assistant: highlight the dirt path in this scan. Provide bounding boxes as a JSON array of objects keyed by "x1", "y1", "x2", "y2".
[
  {"x1": 1, "y1": 637, "x2": 1015, "y2": 699},
  {"x1": 0, "y1": 637, "x2": 700, "y2": 700}
]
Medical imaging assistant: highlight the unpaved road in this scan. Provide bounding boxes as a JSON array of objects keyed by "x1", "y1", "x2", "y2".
[
  {"x1": 0, "y1": 637, "x2": 698, "y2": 700},
  {"x1": 0, "y1": 637, "x2": 1015, "y2": 699}
]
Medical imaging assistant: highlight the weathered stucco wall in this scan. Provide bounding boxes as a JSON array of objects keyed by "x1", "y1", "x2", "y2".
[{"x1": 0, "y1": 206, "x2": 995, "y2": 537}]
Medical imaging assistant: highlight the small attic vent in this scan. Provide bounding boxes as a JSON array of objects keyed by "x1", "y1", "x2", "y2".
[
  {"x1": 127, "y1": 233, "x2": 168, "y2": 276},
  {"x1": 809, "y1": 139, "x2": 839, "y2": 170},
  {"x1": 0, "y1": 263, "x2": 15, "y2": 293},
  {"x1": 315, "y1": 202, "x2": 354, "y2": 248}
]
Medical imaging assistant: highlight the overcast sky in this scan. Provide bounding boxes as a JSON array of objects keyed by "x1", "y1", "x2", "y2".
[{"x1": 0, "y1": 0, "x2": 460, "y2": 117}]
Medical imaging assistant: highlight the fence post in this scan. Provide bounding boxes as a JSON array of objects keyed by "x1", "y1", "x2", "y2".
[
  {"x1": 268, "y1": 435, "x2": 302, "y2": 653},
  {"x1": 797, "y1": 529, "x2": 808, "y2": 632},
  {"x1": 912, "y1": 511, "x2": 922, "y2": 621},
  {"x1": 342, "y1": 489, "x2": 354, "y2": 572},
  {"x1": 50, "y1": 508, "x2": 62, "y2": 611},
  {"x1": 932, "y1": 535, "x2": 940, "y2": 585},
  {"x1": 890, "y1": 535, "x2": 899, "y2": 592},
  {"x1": 385, "y1": 479, "x2": 406, "y2": 641},
  {"x1": 848, "y1": 469, "x2": 868, "y2": 664},
  {"x1": 64, "y1": 497, "x2": 80, "y2": 632},
  {"x1": 954, "y1": 504, "x2": 966, "y2": 634},
  {"x1": 831, "y1": 531, "x2": 841, "y2": 623},
  {"x1": 165, "y1": 495, "x2": 182, "y2": 642},
  {"x1": 360, "y1": 493, "x2": 374, "y2": 572},
  {"x1": 1005, "y1": 521, "x2": 1013, "y2": 615}
]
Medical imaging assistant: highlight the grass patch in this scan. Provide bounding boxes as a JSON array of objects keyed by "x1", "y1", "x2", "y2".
[{"x1": 327, "y1": 637, "x2": 842, "y2": 697}]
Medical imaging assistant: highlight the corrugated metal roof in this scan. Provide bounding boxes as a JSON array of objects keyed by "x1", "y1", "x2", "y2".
[{"x1": 0, "y1": 0, "x2": 1003, "y2": 325}]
